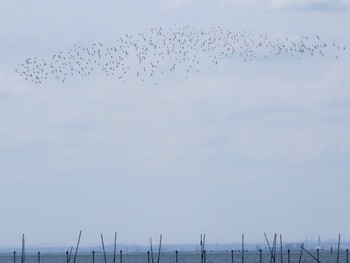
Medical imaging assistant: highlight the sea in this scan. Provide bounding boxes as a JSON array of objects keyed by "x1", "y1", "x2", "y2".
[{"x1": 0, "y1": 250, "x2": 348, "y2": 263}]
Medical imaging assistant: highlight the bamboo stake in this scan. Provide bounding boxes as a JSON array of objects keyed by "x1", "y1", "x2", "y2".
[
  {"x1": 264, "y1": 233, "x2": 275, "y2": 263},
  {"x1": 101, "y1": 234, "x2": 107, "y2": 263},
  {"x1": 68, "y1": 246, "x2": 73, "y2": 263},
  {"x1": 113, "y1": 232, "x2": 118, "y2": 263},
  {"x1": 157, "y1": 234, "x2": 162, "y2": 263},
  {"x1": 200, "y1": 234, "x2": 203, "y2": 263},
  {"x1": 73, "y1": 231, "x2": 82, "y2": 263},
  {"x1": 203, "y1": 234, "x2": 206, "y2": 263},
  {"x1": 21, "y1": 234, "x2": 25, "y2": 263},
  {"x1": 242, "y1": 234, "x2": 244, "y2": 263},
  {"x1": 150, "y1": 238, "x2": 154, "y2": 263},
  {"x1": 298, "y1": 243, "x2": 304, "y2": 263},
  {"x1": 273, "y1": 234, "x2": 277, "y2": 263},
  {"x1": 280, "y1": 235, "x2": 283, "y2": 263},
  {"x1": 264, "y1": 233, "x2": 273, "y2": 254},
  {"x1": 300, "y1": 245, "x2": 321, "y2": 263},
  {"x1": 337, "y1": 234, "x2": 341, "y2": 263}
]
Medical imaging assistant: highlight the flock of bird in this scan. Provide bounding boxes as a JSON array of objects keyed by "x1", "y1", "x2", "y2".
[{"x1": 16, "y1": 25, "x2": 347, "y2": 85}]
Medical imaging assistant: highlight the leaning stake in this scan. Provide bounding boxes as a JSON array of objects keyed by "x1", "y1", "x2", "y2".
[
  {"x1": 101, "y1": 234, "x2": 107, "y2": 263},
  {"x1": 157, "y1": 234, "x2": 162, "y2": 263},
  {"x1": 73, "y1": 230, "x2": 82, "y2": 263},
  {"x1": 337, "y1": 234, "x2": 341, "y2": 263}
]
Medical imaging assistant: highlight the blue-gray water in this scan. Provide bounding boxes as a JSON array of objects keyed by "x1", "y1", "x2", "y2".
[{"x1": 0, "y1": 250, "x2": 349, "y2": 263}]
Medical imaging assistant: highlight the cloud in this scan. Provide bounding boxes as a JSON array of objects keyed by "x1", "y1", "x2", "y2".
[
  {"x1": 220, "y1": 0, "x2": 350, "y2": 10},
  {"x1": 266, "y1": 0, "x2": 350, "y2": 9},
  {"x1": 160, "y1": 0, "x2": 198, "y2": 10}
]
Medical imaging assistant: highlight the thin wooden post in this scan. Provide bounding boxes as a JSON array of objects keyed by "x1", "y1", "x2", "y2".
[
  {"x1": 301, "y1": 245, "x2": 321, "y2": 263},
  {"x1": 120, "y1": 250, "x2": 123, "y2": 263},
  {"x1": 68, "y1": 247, "x2": 73, "y2": 263},
  {"x1": 38, "y1": 252, "x2": 40, "y2": 263},
  {"x1": 150, "y1": 238, "x2": 154, "y2": 263},
  {"x1": 176, "y1": 250, "x2": 178, "y2": 263},
  {"x1": 147, "y1": 251, "x2": 150, "y2": 263},
  {"x1": 280, "y1": 235, "x2": 283, "y2": 263},
  {"x1": 73, "y1": 231, "x2": 82, "y2": 263},
  {"x1": 66, "y1": 251, "x2": 69, "y2": 263},
  {"x1": 92, "y1": 251, "x2": 95, "y2": 263},
  {"x1": 317, "y1": 249, "x2": 319, "y2": 261},
  {"x1": 113, "y1": 233, "x2": 117, "y2": 263},
  {"x1": 232, "y1": 250, "x2": 235, "y2": 263},
  {"x1": 101, "y1": 234, "x2": 107, "y2": 263},
  {"x1": 273, "y1": 234, "x2": 277, "y2": 263},
  {"x1": 287, "y1": 249, "x2": 290, "y2": 263},
  {"x1": 259, "y1": 249, "x2": 262, "y2": 263},
  {"x1": 21, "y1": 234, "x2": 25, "y2": 263},
  {"x1": 157, "y1": 234, "x2": 162, "y2": 263},
  {"x1": 346, "y1": 249, "x2": 349, "y2": 263},
  {"x1": 242, "y1": 234, "x2": 244, "y2": 263},
  {"x1": 298, "y1": 244, "x2": 304, "y2": 263},
  {"x1": 204, "y1": 250, "x2": 206, "y2": 263},
  {"x1": 337, "y1": 234, "x2": 341, "y2": 263},
  {"x1": 13, "y1": 251, "x2": 16, "y2": 263}
]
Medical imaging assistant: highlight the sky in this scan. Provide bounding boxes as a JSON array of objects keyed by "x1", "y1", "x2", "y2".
[{"x1": 1, "y1": 0, "x2": 350, "y2": 249}]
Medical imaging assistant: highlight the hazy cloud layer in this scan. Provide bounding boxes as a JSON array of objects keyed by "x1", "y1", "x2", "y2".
[{"x1": 1, "y1": 0, "x2": 350, "y2": 247}]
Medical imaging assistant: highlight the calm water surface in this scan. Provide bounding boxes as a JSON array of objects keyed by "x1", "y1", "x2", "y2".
[{"x1": 0, "y1": 250, "x2": 348, "y2": 263}]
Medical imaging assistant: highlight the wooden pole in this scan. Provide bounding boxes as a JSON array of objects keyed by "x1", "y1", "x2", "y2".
[
  {"x1": 203, "y1": 234, "x2": 206, "y2": 263},
  {"x1": 337, "y1": 234, "x2": 341, "y2": 263},
  {"x1": 66, "y1": 251, "x2": 69, "y2": 263},
  {"x1": 101, "y1": 234, "x2": 107, "y2": 263},
  {"x1": 68, "y1": 246, "x2": 73, "y2": 263},
  {"x1": 273, "y1": 234, "x2": 277, "y2": 263},
  {"x1": 113, "y1": 232, "x2": 117, "y2": 263},
  {"x1": 176, "y1": 250, "x2": 178, "y2": 263},
  {"x1": 232, "y1": 250, "x2": 235, "y2": 263},
  {"x1": 200, "y1": 234, "x2": 203, "y2": 263},
  {"x1": 346, "y1": 249, "x2": 349, "y2": 263},
  {"x1": 288, "y1": 249, "x2": 290, "y2": 263},
  {"x1": 259, "y1": 249, "x2": 262, "y2": 263},
  {"x1": 204, "y1": 250, "x2": 206, "y2": 263},
  {"x1": 147, "y1": 251, "x2": 150, "y2": 263},
  {"x1": 120, "y1": 250, "x2": 123, "y2": 263},
  {"x1": 92, "y1": 251, "x2": 95, "y2": 263},
  {"x1": 300, "y1": 245, "x2": 321, "y2": 263},
  {"x1": 21, "y1": 234, "x2": 25, "y2": 263},
  {"x1": 157, "y1": 234, "x2": 162, "y2": 263},
  {"x1": 298, "y1": 243, "x2": 304, "y2": 263},
  {"x1": 242, "y1": 234, "x2": 244, "y2": 263},
  {"x1": 280, "y1": 235, "x2": 283, "y2": 263},
  {"x1": 150, "y1": 238, "x2": 154, "y2": 263},
  {"x1": 73, "y1": 230, "x2": 82, "y2": 263},
  {"x1": 264, "y1": 233, "x2": 274, "y2": 263},
  {"x1": 13, "y1": 251, "x2": 16, "y2": 263},
  {"x1": 38, "y1": 252, "x2": 40, "y2": 263},
  {"x1": 317, "y1": 249, "x2": 319, "y2": 262}
]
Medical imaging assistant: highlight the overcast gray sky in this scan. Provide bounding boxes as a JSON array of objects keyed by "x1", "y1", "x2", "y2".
[{"x1": 1, "y1": 0, "x2": 350, "y2": 248}]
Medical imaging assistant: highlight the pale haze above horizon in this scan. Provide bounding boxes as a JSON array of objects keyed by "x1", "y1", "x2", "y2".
[{"x1": 1, "y1": 0, "x2": 350, "y2": 248}]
